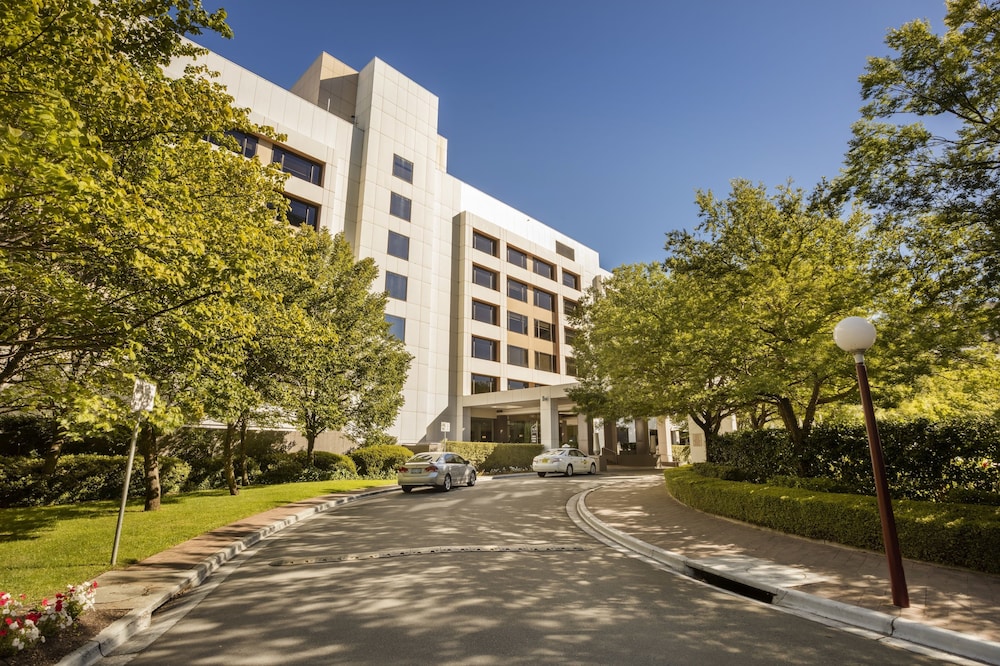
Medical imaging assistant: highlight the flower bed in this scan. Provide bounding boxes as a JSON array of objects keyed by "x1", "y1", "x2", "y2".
[{"x1": 0, "y1": 581, "x2": 98, "y2": 657}]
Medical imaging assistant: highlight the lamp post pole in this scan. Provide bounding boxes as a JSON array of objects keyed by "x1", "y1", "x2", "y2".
[{"x1": 834, "y1": 317, "x2": 909, "y2": 608}]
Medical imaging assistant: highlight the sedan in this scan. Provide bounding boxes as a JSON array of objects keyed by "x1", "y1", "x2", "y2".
[
  {"x1": 397, "y1": 452, "x2": 477, "y2": 492},
  {"x1": 532, "y1": 447, "x2": 599, "y2": 477}
]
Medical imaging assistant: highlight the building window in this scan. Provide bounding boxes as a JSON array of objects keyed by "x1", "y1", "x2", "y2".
[
  {"x1": 272, "y1": 146, "x2": 322, "y2": 185},
  {"x1": 471, "y1": 374, "x2": 498, "y2": 394},
  {"x1": 385, "y1": 314, "x2": 405, "y2": 341},
  {"x1": 283, "y1": 196, "x2": 318, "y2": 229},
  {"x1": 507, "y1": 246, "x2": 528, "y2": 269},
  {"x1": 393, "y1": 154, "x2": 413, "y2": 183},
  {"x1": 508, "y1": 379, "x2": 529, "y2": 390},
  {"x1": 562, "y1": 271, "x2": 580, "y2": 290},
  {"x1": 472, "y1": 336, "x2": 498, "y2": 361},
  {"x1": 508, "y1": 345, "x2": 529, "y2": 367},
  {"x1": 390, "y1": 192, "x2": 412, "y2": 221},
  {"x1": 555, "y1": 240, "x2": 575, "y2": 261},
  {"x1": 508, "y1": 278, "x2": 528, "y2": 302},
  {"x1": 564, "y1": 327, "x2": 578, "y2": 346},
  {"x1": 508, "y1": 312, "x2": 528, "y2": 335},
  {"x1": 472, "y1": 265, "x2": 498, "y2": 290},
  {"x1": 472, "y1": 300, "x2": 498, "y2": 325},
  {"x1": 564, "y1": 298, "x2": 578, "y2": 316},
  {"x1": 227, "y1": 130, "x2": 257, "y2": 157},
  {"x1": 387, "y1": 231, "x2": 409, "y2": 259},
  {"x1": 534, "y1": 319, "x2": 553, "y2": 341},
  {"x1": 533, "y1": 258, "x2": 554, "y2": 280},
  {"x1": 535, "y1": 351, "x2": 557, "y2": 373},
  {"x1": 565, "y1": 357, "x2": 578, "y2": 377},
  {"x1": 385, "y1": 272, "x2": 408, "y2": 301},
  {"x1": 534, "y1": 289, "x2": 554, "y2": 311},
  {"x1": 472, "y1": 231, "x2": 498, "y2": 256}
]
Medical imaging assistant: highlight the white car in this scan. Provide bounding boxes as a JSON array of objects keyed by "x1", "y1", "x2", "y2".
[{"x1": 532, "y1": 447, "x2": 599, "y2": 477}]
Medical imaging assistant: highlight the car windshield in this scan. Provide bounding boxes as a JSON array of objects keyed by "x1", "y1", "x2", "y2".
[{"x1": 542, "y1": 449, "x2": 566, "y2": 456}]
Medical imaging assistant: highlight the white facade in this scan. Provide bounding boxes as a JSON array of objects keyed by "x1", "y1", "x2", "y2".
[{"x1": 173, "y1": 50, "x2": 608, "y2": 451}]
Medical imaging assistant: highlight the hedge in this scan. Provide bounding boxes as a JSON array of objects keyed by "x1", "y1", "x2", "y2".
[
  {"x1": 0, "y1": 454, "x2": 190, "y2": 508},
  {"x1": 348, "y1": 444, "x2": 414, "y2": 478},
  {"x1": 445, "y1": 442, "x2": 543, "y2": 473},
  {"x1": 708, "y1": 417, "x2": 1000, "y2": 501},
  {"x1": 664, "y1": 466, "x2": 1000, "y2": 574}
]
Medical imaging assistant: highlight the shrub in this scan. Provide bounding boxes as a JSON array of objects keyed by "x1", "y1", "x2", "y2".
[
  {"x1": 0, "y1": 455, "x2": 189, "y2": 507},
  {"x1": 349, "y1": 444, "x2": 413, "y2": 478},
  {"x1": 446, "y1": 442, "x2": 542, "y2": 472},
  {"x1": 664, "y1": 467, "x2": 1000, "y2": 574},
  {"x1": 691, "y1": 462, "x2": 748, "y2": 481},
  {"x1": 258, "y1": 451, "x2": 358, "y2": 484}
]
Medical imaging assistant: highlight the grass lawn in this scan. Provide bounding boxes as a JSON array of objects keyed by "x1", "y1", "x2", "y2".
[{"x1": 0, "y1": 479, "x2": 396, "y2": 603}]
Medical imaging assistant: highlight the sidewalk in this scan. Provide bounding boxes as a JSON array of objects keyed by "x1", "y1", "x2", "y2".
[
  {"x1": 59, "y1": 472, "x2": 1000, "y2": 666},
  {"x1": 581, "y1": 470, "x2": 1000, "y2": 664}
]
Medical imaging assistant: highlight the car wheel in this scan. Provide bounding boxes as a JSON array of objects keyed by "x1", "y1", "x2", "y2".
[
  {"x1": 589, "y1": 463, "x2": 597, "y2": 475},
  {"x1": 467, "y1": 471, "x2": 477, "y2": 487},
  {"x1": 401, "y1": 486, "x2": 413, "y2": 493},
  {"x1": 438, "y1": 474, "x2": 452, "y2": 492},
  {"x1": 537, "y1": 472, "x2": 546, "y2": 477},
  {"x1": 564, "y1": 464, "x2": 574, "y2": 477}
]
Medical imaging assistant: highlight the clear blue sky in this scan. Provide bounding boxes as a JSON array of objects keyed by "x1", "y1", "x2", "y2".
[{"x1": 194, "y1": 1, "x2": 947, "y2": 270}]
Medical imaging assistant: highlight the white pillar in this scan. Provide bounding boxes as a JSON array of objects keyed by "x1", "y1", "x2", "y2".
[
  {"x1": 539, "y1": 395, "x2": 560, "y2": 449},
  {"x1": 656, "y1": 415, "x2": 674, "y2": 465}
]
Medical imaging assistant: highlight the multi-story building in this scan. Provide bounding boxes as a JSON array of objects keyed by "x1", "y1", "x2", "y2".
[{"x1": 172, "y1": 48, "x2": 610, "y2": 454}]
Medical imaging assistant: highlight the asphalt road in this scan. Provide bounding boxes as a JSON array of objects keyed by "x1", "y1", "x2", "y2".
[{"x1": 104, "y1": 474, "x2": 948, "y2": 665}]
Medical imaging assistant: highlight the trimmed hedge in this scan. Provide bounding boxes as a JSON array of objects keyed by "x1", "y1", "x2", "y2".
[
  {"x1": 445, "y1": 442, "x2": 543, "y2": 473},
  {"x1": 0, "y1": 454, "x2": 190, "y2": 508},
  {"x1": 259, "y1": 451, "x2": 358, "y2": 484},
  {"x1": 709, "y1": 418, "x2": 1000, "y2": 501},
  {"x1": 664, "y1": 466, "x2": 1000, "y2": 574}
]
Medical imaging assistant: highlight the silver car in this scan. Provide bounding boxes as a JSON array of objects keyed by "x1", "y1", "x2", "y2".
[
  {"x1": 532, "y1": 447, "x2": 599, "y2": 477},
  {"x1": 397, "y1": 452, "x2": 477, "y2": 493}
]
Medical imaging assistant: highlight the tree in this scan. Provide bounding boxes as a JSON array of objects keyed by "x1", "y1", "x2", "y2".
[
  {"x1": 835, "y1": 0, "x2": 1000, "y2": 305},
  {"x1": 282, "y1": 232, "x2": 411, "y2": 461},
  {"x1": 1, "y1": 0, "x2": 294, "y2": 484},
  {"x1": 568, "y1": 263, "x2": 748, "y2": 449}
]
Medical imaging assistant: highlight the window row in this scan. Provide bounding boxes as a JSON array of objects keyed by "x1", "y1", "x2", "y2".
[
  {"x1": 473, "y1": 302, "x2": 576, "y2": 344},
  {"x1": 472, "y1": 230, "x2": 580, "y2": 290},
  {"x1": 471, "y1": 337, "x2": 567, "y2": 373},
  {"x1": 212, "y1": 131, "x2": 324, "y2": 186}
]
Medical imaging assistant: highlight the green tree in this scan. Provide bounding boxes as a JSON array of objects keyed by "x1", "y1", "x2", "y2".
[
  {"x1": 568, "y1": 263, "x2": 747, "y2": 448},
  {"x1": 835, "y1": 0, "x2": 1000, "y2": 304},
  {"x1": 1, "y1": 0, "x2": 295, "y2": 486},
  {"x1": 282, "y1": 232, "x2": 411, "y2": 461}
]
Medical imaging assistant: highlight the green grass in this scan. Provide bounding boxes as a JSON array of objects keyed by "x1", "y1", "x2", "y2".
[{"x1": 0, "y1": 479, "x2": 396, "y2": 603}]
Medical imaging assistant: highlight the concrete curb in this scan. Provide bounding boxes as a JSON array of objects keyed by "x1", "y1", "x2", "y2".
[
  {"x1": 572, "y1": 488, "x2": 1000, "y2": 666},
  {"x1": 59, "y1": 486, "x2": 400, "y2": 666}
]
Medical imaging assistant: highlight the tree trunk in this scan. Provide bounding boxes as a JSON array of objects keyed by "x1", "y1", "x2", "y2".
[
  {"x1": 238, "y1": 415, "x2": 249, "y2": 486},
  {"x1": 775, "y1": 397, "x2": 811, "y2": 476},
  {"x1": 223, "y1": 422, "x2": 239, "y2": 495},
  {"x1": 40, "y1": 419, "x2": 64, "y2": 476},
  {"x1": 141, "y1": 423, "x2": 161, "y2": 511}
]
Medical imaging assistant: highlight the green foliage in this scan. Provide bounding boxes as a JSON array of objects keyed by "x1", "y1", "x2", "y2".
[
  {"x1": 281, "y1": 232, "x2": 412, "y2": 454},
  {"x1": 258, "y1": 451, "x2": 358, "y2": 485},
  {"x1": 0, "y1": 455, "x2": 189, "y2": 507},
  {"x1": 708, "y1": 417, "x2": 1000, "y2": 500},
  {"x1": 664, "y1": 467, "x2": 1000, "y2": 573},
  {"x1": 348, "y1": 444, "x2": 414, "y2": 478},
  {"x1": 447, "y1": 441, "x2": 543, "y2": 472},
  {"x1": 835, "y1": 0, "x2": 1000, "y2": 302},
  {"x1": 690, "y1": 462, "x2": 748, "y2": 482}
]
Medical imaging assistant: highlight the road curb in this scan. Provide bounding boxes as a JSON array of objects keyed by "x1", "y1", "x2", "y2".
[
  {"x1": 58, "y1": 486, "x2": 400, "y2": 666},
  {"x1": 572, "y1": 487, "x2": 1000, "y2": 666}
]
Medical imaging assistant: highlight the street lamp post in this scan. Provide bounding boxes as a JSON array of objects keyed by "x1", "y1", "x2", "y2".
[{"x1": 833, "y1": 317, "x2": 909, "y2": 608}]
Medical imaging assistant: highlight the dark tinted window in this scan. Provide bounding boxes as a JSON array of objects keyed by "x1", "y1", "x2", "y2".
[
  {"x1": 390, "y1": 192, "x2": 412, "y2": 220},
  {"x1": 387, "y1": 231, "x2": 409, "y2": 259},
  {"x1": 272, "y1": 146, "x2": 322, "y2": 185},
  {"x1": 393, "y1": 154, "x2": 414, "y2": 183}
]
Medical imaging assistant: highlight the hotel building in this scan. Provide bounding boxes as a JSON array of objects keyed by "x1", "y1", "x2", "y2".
[{"x1": 172, "y1": 47, "x2": 619, "y2": 455}]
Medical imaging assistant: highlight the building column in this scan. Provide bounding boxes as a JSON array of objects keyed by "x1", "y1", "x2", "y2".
[
  {"x1": 656, "y1": 415, "x2": 674, "y2": 465},
  {"x1": 602, "y1": 420, "x2": 617, "y2": 459},
  {"x1": 576, "y1": 414, "x2": 593, "y2": 455},
  {"x1": 539, "y1": 396, "x2": 560, "y2": 449},
  {"x1": 634, "y1": 418, "x2": 650, "y2": 456}
]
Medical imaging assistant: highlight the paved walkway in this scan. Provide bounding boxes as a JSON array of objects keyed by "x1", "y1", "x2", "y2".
[{"x1": 62, "y1": 471, "x2": 1000, "y2": 665}]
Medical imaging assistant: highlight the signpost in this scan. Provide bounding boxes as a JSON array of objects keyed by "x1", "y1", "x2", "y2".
[{"x1": 111, "y1": 379, "x2": 156, "y2": 566}]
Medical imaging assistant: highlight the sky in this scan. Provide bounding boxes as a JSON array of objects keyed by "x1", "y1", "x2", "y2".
[{"x1": 192, "y1": 1, "x2": 949, "y2": 270}]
